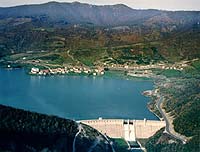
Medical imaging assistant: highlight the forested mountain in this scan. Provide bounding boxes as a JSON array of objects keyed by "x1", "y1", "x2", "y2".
[
  {"x1": 0, "y1": 1, "x2": 200, "y2": 63},
  {"x1": 0, "y1": 1, "x2": 200, "y2": 26},
  {"x1": 0, "y1": 105, "x2": 112, "y2": 152}
]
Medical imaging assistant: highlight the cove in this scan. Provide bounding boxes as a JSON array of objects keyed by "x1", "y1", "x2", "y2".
[{"x1": 0, "y1": 68, "x2": 157, "y2": 120}]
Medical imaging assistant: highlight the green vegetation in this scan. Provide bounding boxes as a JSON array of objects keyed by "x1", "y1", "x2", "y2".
[
  {"x1": 104, "y1": 70, "x2": 127, "y2": 79},
  {"x1": 137, "y1": 139, "x2": 148, "y2": 148},
  {"x1": 145, "y1": 128, "x2": 186, "y2": 152},
  {"x1": 0, "y1": 19, "x2": 200, "y2": 67},
  {"x1": 147, "y1": 97, "x2": 162, "y2": 118},
  {"x1": 160, "y1": 69, "x2": 182, "y2": 77},
  {"x1": 112, "y1": 138, "x2": 129, "y2": 152},
  {"x1": 105, "y1": 70, "x2": 152, "y2": 81},
  {"x1": 72, "y1": 48, "x2": 107, "y2": 66},
  {"x1": 162, "y1": 78, "x2": 200, "y2": 137},
  {"x1": 146, "y1": 60, "x2": 200, "y2": 152},
  {"x1": 0, "y1": 7, "x2": 200, "y2": 152},
  {"x1": 0, "y1": 104, "x2": 76, "y2": 151},
  {"x1": 0, "y1": 105, "x2": 112, "y2": 152},
  {"x1": 145, "y1": 128, "x2": 200, "y2": 152},
  {"x1": 191, "y1": 60, "x2": 200, "y2": 71}
]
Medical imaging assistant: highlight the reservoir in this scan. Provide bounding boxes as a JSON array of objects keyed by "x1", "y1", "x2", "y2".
[{"x1": 0, "y1": 68, "x2": 157, "y2": 120}]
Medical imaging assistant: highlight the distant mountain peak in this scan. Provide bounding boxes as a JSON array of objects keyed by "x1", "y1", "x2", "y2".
[
  {"x1": 113, "y1": 3, "x2": 130, "y2": 8},
  {"x1": 72, "y1": 1, "x2": 82, "y2": 4},
  {"x1": 47, "y1": 1, "x2": 59, "y2": 3},
  {"x1": 0, "y1": 1, "x2": 199, "y2": 26},
  {"x1": 45, "y1": 1, "x2": 60, "y2": 5}
]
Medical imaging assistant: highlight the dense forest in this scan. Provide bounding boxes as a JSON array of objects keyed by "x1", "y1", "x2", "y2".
[{"x1": 0, "y1": 105, "x2": 112, "y2": 152}]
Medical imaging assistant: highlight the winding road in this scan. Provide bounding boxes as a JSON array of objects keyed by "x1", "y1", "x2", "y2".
[
  {"x1": 157, "y1": 96, "x2": 187, "y2": 144},
  {"x1": 72, "y1": 124, "x2": 83, "y2": 152}
]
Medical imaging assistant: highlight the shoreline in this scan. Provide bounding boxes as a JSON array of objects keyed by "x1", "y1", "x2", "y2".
[
  {"x1": 1, "y1": 66, "x2": 154, "y2": 81},
  {"x1": 0, "y1": 66, "x2": 165, "y2": 152},
  {"x1": 150, "y1": 89, "x2": 188, "y2": 143},
  {"x1": 143, "y1": 77, "x2": 189, "y2": 143},
  {"x1": 159, "y1": 98, "x2": 188, "y2": 143},
  {"x1": 0, "y1": 67, "x2": 157, "y2": 121}
]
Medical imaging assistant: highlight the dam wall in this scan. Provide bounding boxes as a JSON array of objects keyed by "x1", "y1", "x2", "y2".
[
  {"x1": 80, "y1": 119, "x2": 165, "y2": 141},
  {"x1": 134, "y1": 120, "x2": 165, "y2": 139}
]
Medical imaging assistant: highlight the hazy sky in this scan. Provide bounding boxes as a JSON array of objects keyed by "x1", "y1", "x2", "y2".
[{"x1": 0, "y1": 0, "x2": 200, "y2": 10}]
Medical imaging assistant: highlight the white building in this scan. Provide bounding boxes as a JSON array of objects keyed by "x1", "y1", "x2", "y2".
[{"x1": 31, "y1": 67, "x2": 39, "y2": 74}]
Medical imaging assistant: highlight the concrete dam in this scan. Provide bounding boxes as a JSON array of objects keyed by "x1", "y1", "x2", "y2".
[{"x1": 80, "y1": 119, "x2": 165, "y2": 141}]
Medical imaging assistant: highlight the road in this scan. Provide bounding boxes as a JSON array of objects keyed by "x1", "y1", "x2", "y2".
[{"x1": 157, "y1": 96, "x2": 187, "y2": 144}]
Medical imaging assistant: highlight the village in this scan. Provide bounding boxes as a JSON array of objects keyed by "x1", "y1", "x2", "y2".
[
  {"x1": 30, "y1": 66, "x2": 105, "y2": 76},
  {"x1": 29, "y1": 60, "x2": 188, "y2": 77},
  {"x1": 28, "y1": 58, "x2": 191, "y2": 77},
  {"x1": 107, "y1": 60, "x2": 188, "y2": 71}
]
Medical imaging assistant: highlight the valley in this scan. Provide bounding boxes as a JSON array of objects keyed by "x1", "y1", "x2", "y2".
[{"x1": 0, "y1": 1, "x2": 200, "y2": 152}]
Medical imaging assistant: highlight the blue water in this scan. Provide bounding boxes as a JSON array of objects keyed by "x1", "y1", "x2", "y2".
[{"x1": 0, "y1": 68, "x2": 157, "y2": 120}]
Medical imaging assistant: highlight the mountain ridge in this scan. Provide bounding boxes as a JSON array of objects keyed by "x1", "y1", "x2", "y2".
[{"x1": 0, "y1": 1, "x2": 200, "y2": 26}]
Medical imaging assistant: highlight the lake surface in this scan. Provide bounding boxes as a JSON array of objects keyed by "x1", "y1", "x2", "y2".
[{"x1": 0, "y1": 68, "x2": 157, "y2": 120}]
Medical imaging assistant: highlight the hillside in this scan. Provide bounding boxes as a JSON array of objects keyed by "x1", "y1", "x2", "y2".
[
  {"x1": 0, "y1": 2, "x2": 200, "y2": 65},
  {"x1": 0, "y1": 2, "x2": 200, "y2": 152},
  {"x1": 145, "y1": 60, "x2": 200, "y2": 152},
  {"x1": 0, "y1": 104, "x2": 113, "y2": 152},
  {"x1": 0, "y1": 1, "x2": 200, "y2": 26}
]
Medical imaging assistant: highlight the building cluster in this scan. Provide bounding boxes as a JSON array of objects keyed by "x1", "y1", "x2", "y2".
[
  {"x1": 108, "y1": 62, "x2": 187, "y2": 71},
  {"x1": 131, "y1": 64, "x2": 185, "y2": 71},
  {"x1": 30, "y1": 66, "x2": 105, "y2": 76},
  {"x1": 127, "y1": 70, "x2": 153, "y2": 78},
  {"x1": 143, "y1": 89, "x2": 159, "y2": 97}
]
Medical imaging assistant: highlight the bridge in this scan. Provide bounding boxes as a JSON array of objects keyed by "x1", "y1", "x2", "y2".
[{"x1": 80, "y1": 118, "x2": 165, "y2": 141}]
